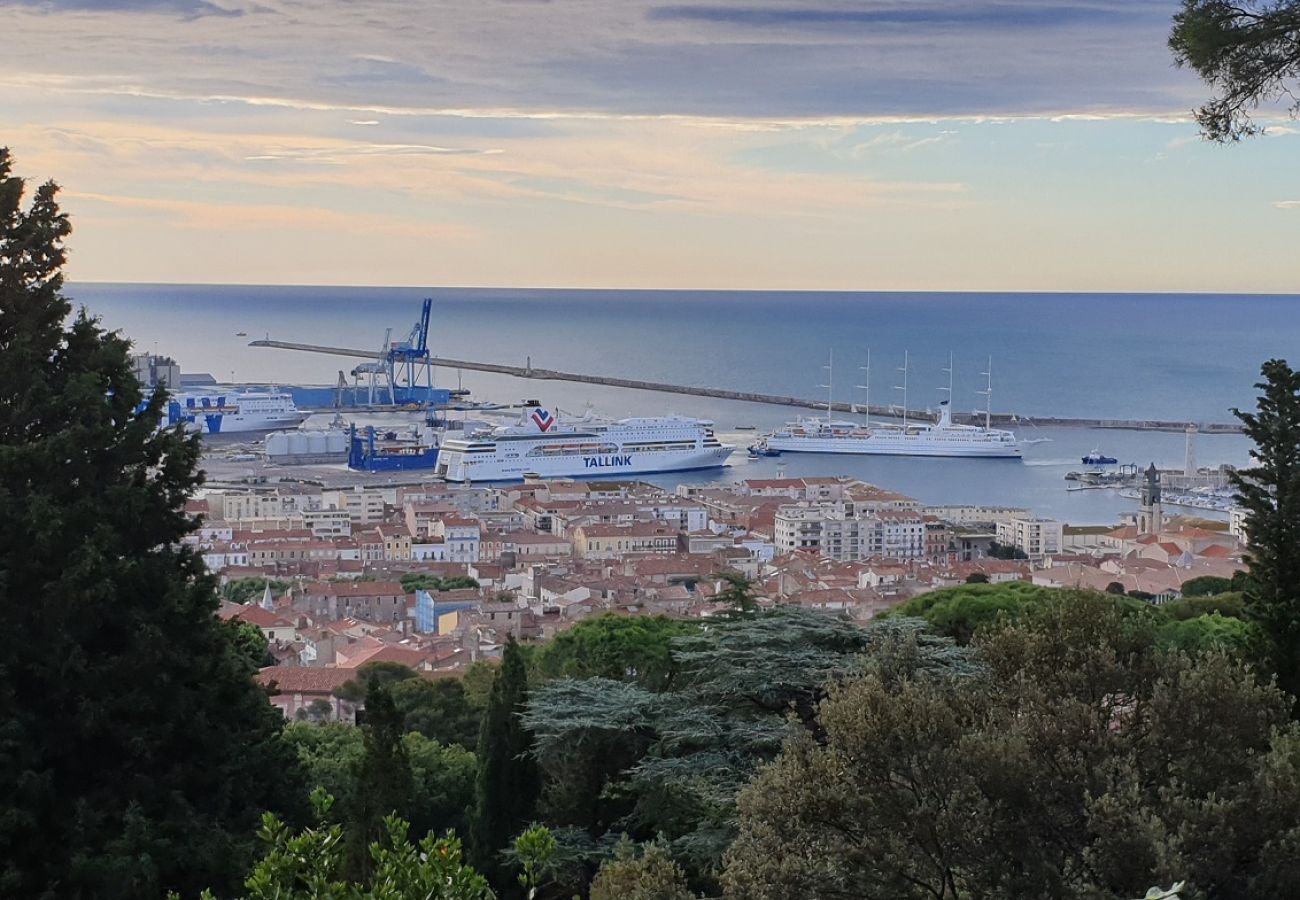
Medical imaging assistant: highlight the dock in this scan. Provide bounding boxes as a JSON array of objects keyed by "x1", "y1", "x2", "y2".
[{"x1": 249, "y1": 339, "x2": 1244, "y2": 434}]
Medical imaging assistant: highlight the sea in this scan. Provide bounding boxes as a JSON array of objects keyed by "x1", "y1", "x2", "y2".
[{"x1": 66, "y1": 284, "x2": 1300, "y2": 526}]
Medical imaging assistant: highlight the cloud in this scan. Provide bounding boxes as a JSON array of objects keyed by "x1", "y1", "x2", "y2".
[
  {"x1": 3, "y1": 0, "x2": 241, "y2": 17},
  {"x1": 0, "y1": 0, "x2": 1206, "y2": 121},
  {"x1": 1275, "y1": 200, "x2": 1300, "y2": 209},
  {"x1": 646, "y1": 4, "x2": 1136, "y2": 29}
]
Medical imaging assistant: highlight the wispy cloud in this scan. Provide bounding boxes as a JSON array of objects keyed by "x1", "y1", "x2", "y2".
[{"x1": 1275, "y1": 200, "x2": 1300, "y2": 209}]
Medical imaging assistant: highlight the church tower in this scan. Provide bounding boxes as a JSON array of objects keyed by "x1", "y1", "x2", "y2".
[{"x1": 1138, "y1": 462, "x2": 1163, "y2": 535}]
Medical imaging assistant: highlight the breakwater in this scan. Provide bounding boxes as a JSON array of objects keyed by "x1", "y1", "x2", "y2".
[{"x1": 249, "y1": 339, "x2": 1244, "y2": 434}]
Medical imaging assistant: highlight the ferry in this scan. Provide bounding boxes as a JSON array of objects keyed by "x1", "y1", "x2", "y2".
[
  {"x1": 752, "y1": 351, "x2": 1022, "y2": 459},
  {"x1": 165, "y1": 391, "x2": 309, "y2": 435},
  {"x1": 434, "y1": 404, "x2": 734, "y2": 482}
]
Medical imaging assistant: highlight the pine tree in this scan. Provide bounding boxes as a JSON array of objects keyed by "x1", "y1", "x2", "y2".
[
  {"x1": 1231, "y1": 358, "x2": 1300, "y2": 704},
  {"x1": 470, "y1": 636, "x2": 539, "y2": 886},
  {"x1": 0, "y1": 147, "x2": 303, "y2": 898}
]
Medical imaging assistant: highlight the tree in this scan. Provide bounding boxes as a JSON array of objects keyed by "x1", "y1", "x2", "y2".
[
  {"x1": 214, "y1": 790, "x2": 493, "y2": 900},
  {"x1": 1180, "y1": 575, "x2": 1235, "y2": 597},
  {"x1": 0, "y1": 147, "x2": 303, "y2": 898},
  {"x1": 532, "y1": 614, "x2": 699, "y2": 691},
  {"x1": 221, "y1": 577, "x2": 289, "y2": 605},
  {"x1": 1170, "y1": 1, "x2": 1300, "y2": 141},
  {"x1": 589, "y1": 838, "x2": 694, "y2": 900},
  {"x1": 523, "y1": 609, "x2": 979, "y2": 891},
  {"x1": 334, "y1": 661, "x2": 420, "y2": 704},
  {"x1": 391, "y1": 676, "x2": 483, "y2": 748},
  {"x1": 346, "y1": 679, "x2": 414, "y2": 880},
  {"x1": 882, "y1": 582, "x2": 1059, "y2": 645},
  {"x1": 229, "y1": 619, "x2": 276, "y2": 668},
  {"x1": 1230, "y1": 359, "x2": 1300, "y2": 704},
  {"x1": 964, "y1": 572, "x2": 990, "y2": 584},
  {"x1": 724, "y1": 593, "x2": 1300, "y2": 899},
  {"x1": 471, "y1": 636, "x2": 540, "y2": 886},
  {"x1": 987, "y1": 541, "x2": 1029, "y2": 560}
]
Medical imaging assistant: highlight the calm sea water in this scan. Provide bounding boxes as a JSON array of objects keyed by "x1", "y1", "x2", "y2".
[{"x1": 67, "y1": 283, "x2": 1300, "y2": 524}]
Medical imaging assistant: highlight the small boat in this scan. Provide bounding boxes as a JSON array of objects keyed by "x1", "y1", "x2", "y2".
[
  {"x1": 748, "y1": 444, "x2": 782, "y2": 458},
  {"x1": 735, "y1": 425, "x2": 757, "y2": 431},
  {"x1": 235, "y1": 331, "x2": 248, "y2": 337},
  {"x1": 1081, "y1": 448, "x2": 1118, "y2": 465}
]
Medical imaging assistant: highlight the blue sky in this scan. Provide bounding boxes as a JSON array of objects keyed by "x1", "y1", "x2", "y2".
[{"x1": 2, "y1": 0, "x2": 1297, "y2": 290}]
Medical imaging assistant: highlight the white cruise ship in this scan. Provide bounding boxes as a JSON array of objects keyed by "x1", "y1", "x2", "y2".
[
  {"x1": 758, "y1": 401, "x2": 1021, "y2": 458},
  {"x1": 435, "y1": 405, "x2": 734, "y2": 482},
  {"x1": 753, "y1": 351, "x2": 1021, "y2": 459},
  {"x1": 165, "y1": 391, "x2": 309, "y2": 435}
]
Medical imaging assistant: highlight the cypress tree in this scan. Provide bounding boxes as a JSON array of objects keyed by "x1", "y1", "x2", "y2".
[
  {"x1": 470, "y1": 635, "x2": 539, "y2": 885},
  {"x1": 346, "y1": 678, "x2": 415, "y2": 879},
  {"x1": 0, "y1": 147, "x2": 303, "y2": 898},
  {"x1": 1231, "y1": 358, "x2": 1300, "y2": 704}
]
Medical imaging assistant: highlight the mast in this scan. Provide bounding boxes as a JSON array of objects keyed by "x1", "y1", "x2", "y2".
[
  {"x1": 977, "y1": 356, "x2": 993, "y2": 430},
  {"x1": 895, "y1": 350, "x2": 909, "y2": 428},
  {"x1": 940, "y1": 352, "x2": 953, "y2": 411},
  {"x1": 856, "y1": 350, "x2": 871, "y2": 425},
  {"x1": 820, "y1": 349, "x2": 834, "y2": 417}
]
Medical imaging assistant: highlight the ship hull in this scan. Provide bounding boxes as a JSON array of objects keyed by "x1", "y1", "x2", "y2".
[
  {"x1": 763, "y1": 436, "x2": 1021, "y2": 458},
  {"x1": 437, "y1": 446, "x2": 733, "y2": 482}
]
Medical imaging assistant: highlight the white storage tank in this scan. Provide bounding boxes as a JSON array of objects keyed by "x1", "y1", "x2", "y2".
[
  {"x1": 306, "y1": 431, "x2": 329, "y2": 455},
  {"x1": 265, "y1": 432, "x2": 290, "y2": 456},
  {"x1": 326, "y1": 430, "x2": 348, "y2": 454}
]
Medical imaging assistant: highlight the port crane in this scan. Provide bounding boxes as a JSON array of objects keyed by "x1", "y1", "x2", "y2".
[{"x1": 340, "y1": 298, "x2": 435, "y2": 406}]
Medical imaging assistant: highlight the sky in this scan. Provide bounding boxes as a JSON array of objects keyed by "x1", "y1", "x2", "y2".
[{"x1": 2, "y1": 0, "x2": 1298, "y2": 292}]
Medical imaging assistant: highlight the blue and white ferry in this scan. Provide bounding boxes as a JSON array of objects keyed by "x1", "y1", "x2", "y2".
[
  {"x1": 434, "y1": 403, "x2": 733, "y2": 482},
  {"x1": 164, "y1": 391, "x2": 308, "y2": 435}
]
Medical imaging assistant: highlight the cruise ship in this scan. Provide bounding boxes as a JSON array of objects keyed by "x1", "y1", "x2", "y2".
[
  {"x1": 435, "y1": 405, "x2": 734, "y2": 481},
  {"x1": 752, "y1": 352, "x2": 1022, "y2": 459},
  {"x1": 757, "y1": 401, "x2": 1021, "y2": 458},
  {"x1": 164, "y1": 391, "x2": 309, "y2": 435}
]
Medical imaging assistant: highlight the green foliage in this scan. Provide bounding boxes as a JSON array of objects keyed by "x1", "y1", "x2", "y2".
[
  {"x1": 1170, "y1": 0, "x2": 1300, "y2": 140},
  {"x1": 404, "y1": 734, "x2": 478, "y2": 841},
  {"x1": 462, "y1": 660, "x2": 499, "y2": 710},
  {"x1": 0, "y1": 147, "x2": 303, "y2": 898},
  {"x1": 346, "y1": 680, "x2": 414, "y2": 879},
  {"x1": 401, "y1": 574, "x2": 480, "y2": 593},
  {"x1": 523, "y1": 608, "x2": 978, "y2": 891},
  {"x1": 513, "y1": 823, "x2": 558, "y2": 898},
  {"x1": 589, "y1": 838, "x2": 694, "y2": 900},
  {"x1": 1230, "y1": 358, "x2": 1300, "y2": 706},
  {"x1": 1158, "y1": 612, "x2": 1259, "y2": 656},
  {"x1": 711, "y1": 572, "x2": 759, "y2": 616},
  {"x1": 334, "y1": 661, "x2": 421, "y2": 704},
  {"x1": 229, "y1": 618, "x2": 276, "y2": 668},
  {"x1": 471, "y1": 636, "x2": 540, "y2": 886},
  {"x1": 222, "y1": 577, "x2": 289, "y2": 605},
  {"x1": 392, "y1": 676, "x2": 483, "y2": 748},
  {"x1": 219, "y1": 790, "x2": 493, "y2": 899},
  {"x1": 532, "y1": 614, "x2": 699, "y2": 691},
  {"x1": 882, "y1": 581, "x2": 1059, "y2": 644},
  {"x1": 965, "y1": 571, "x2": 990, "y2": 583},
  {"x1": 987, "y1": 541, "x2": 1029, "y2": 560},
  {"x1": 284, "y1": 724, "x2": 477, "y2": 848},
  {"x1": 724, "y1": 592, "x2": 1300, "y2": 899},
  {"x1": 1163, "y1": 591, "x2": 1246, "y2": 620},
  {"x1": 1180, "y1": 575, "x2": 1235, "y2": 597}
]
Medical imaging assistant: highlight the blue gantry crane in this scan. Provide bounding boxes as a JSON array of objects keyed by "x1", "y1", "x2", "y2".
[
  {"x1": 349, "y1": 298, "x2": 437, "y2": 406},
  {"x1": 391, "y1": 297, "x2": 434, "y2": 402}
]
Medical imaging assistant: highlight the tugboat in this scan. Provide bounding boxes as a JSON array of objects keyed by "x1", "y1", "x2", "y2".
[
  {"x1": 1081, "y1": 448, "x2": 1118, "y2": 465},
  {"x1": 748, "y1": 442, "x2": 782, "y2": 458}
]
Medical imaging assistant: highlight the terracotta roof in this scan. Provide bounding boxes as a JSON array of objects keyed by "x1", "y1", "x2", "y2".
[
  {"x1": 256, "y1": 666, "x2": 357, "y2": 693},
  {"x1": 222, "y1": 604, "x2": 293, "y2": 628}
]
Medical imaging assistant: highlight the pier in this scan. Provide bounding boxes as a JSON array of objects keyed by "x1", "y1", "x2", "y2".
[{"x1": 249, "y1": 339, "x2": 1244, "y2": 434}]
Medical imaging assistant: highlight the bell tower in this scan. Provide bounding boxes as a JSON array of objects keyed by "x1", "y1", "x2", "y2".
[{"x1": 1138, "y1": 463, "x2": 1163, "y2": 535}]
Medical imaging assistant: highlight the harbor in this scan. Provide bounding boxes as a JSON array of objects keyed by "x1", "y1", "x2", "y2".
[{"x1": 248, "y1": 336, "x2": 1244, "y2": 434}]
